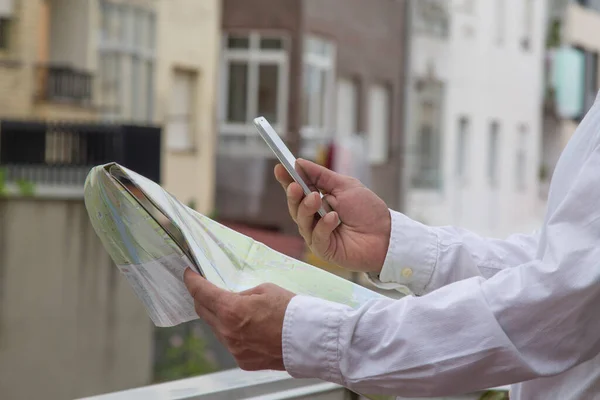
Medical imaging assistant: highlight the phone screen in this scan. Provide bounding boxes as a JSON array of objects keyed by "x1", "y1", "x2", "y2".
[{"x1": 253, "y1": 116, "x2": 338, "y2": 222}]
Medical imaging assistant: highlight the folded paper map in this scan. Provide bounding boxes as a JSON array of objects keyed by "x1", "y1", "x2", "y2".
[{"x1": 84, "y1": 163, "x2": 393, "y2": 400}]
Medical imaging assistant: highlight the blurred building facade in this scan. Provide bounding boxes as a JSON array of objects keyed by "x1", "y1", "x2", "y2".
[
  {"x1": 0, "y1": 0, "x2": 220, "y2": 214},
  {"x1": 403, "y1": 0, "x2": 547, "y2": 238},
  {"x1": 0, "y1": 1, "x2": 221, "y2": 399},
  {"x1": 543, "y1": 0, "x2": 600, "y2": 186},
  {"x1": 214, "y1": 0, "x2": 407, "y2": 233}
]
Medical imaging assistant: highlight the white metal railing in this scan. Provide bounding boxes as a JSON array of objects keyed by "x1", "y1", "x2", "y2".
[{"x1": 76, "y1": 368, "x2": 510, "y2": 400}]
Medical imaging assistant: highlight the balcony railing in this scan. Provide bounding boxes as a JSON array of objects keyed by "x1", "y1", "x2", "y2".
[
  {"x1": 35, "y1": 64, "x2": 93, "y2": 106},
  {"x1": 0, "y1": 120, "x2": 161, "y2": 194},
  {"x1": 76, "y1": 368, "x2": 510, "y2": 400}
]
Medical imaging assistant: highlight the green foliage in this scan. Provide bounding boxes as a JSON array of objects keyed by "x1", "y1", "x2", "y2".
[
  {"x1": 0, "y1": 168, "x2": 35, "y2": 197},
  {"x1": 479, "y1": 390, "x2": 509, "y2": 400},
  {"x1": 546, "y1": 19, "x2": 561, "y2": 48},
  {"x1": 16, "y1": 179, "x2": 35, "y2": 196},
  {"x1": 154, "y1": 325, "x2": 219, "y2": 383},
  {"x1": 0, "y1": 168, "x2": 6, "y2": 197}
]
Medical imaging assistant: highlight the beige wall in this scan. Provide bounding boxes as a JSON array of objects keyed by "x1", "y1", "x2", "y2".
[
  {"x1": 0, "y1": 0, "x2": 43, "y2": 118},
  {"x1": 154, "y1": 0, "x2": 221, "y2": 214},
  {"x1": 564, "y1": 3, "x2": 600, "y2": 53},
  {"x1": 48, "y1": 0, "x2": 93, "y2": 70},
  {"x1": 0, "y1": 198, "x2": 153, "y2": 400},
  {"x1": 0, "y1": 0, "x2": 98, "y2": 120}
]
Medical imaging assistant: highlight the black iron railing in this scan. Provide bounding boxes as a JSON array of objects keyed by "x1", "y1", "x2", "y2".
[
  {"x1": 0, "y1": 120, "x2": 161, "y2": 186},
  {"x1": 36, "y1": 65, "x2": 93, "y2": 105}
]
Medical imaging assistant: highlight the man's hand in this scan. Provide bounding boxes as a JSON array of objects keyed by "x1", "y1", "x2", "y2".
[
  {"x1": 275, "y1": 159, "x2": 391, "y2": 273},
  {"x1": 183, "y1": 268, "x2": 295, "y2": 371}
]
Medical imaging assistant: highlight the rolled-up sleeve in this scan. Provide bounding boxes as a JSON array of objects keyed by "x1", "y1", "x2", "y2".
[{"x1": 283, "y1": 144, "x2": 600, "y2": 397}]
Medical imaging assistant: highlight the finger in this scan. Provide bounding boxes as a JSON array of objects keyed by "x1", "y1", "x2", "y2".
[
  {"x1": 296, "y1": 192, "x2": 321, "y2": 245},
  {"x1": 184, "y1": 268, "x2": 230, "y2": 313},
  {"x1": 311, "y1": 211, "x2": 339, "y2": 256},
  {"x1": 274, "y1": 164, "x2": 293, "y2": 189},
  {"x1": 286, "y1": 182, "x2": 304, "y2": 222},
  {"x1": 296, "y1": 159, "x2": 356, "y2": 194},
  {"x1": 193, "y1": 301, "x2": 220, "y2": 329}
]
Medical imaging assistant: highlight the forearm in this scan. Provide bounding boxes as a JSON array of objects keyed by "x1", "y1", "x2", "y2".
[{"x1": 284, "y1": 259, "x2": 600, "y2": 397}]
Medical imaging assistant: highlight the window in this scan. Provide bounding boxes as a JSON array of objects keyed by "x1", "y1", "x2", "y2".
[
  {"x1": 99, "y1": 2, "x2": 156, "y2": 123},
  {"x1": 336, "y1": 77, "x2": 359, "y2": 138},
  {"x1": 515, "y1": 125, "x2": 528, "y2": 191},
  {"x1": 167, "y1": 70, "x2": 197, "y2": 151},
  {"x1": 368, "y1": 84, "x2": 391, "y2": 164},
  {"x1": 0, "y1": 18, "x2": 9, "y2": 50},
  {"x1": 521, "y1": 0, "x2": 534, "y2": 50},
  {"x1": 412, "y1": 0, "x2": 450, "y2": 38},
  {"x1": 456, "y1": 117, "x2": 470, "y2": 182},
  {"x1": 583, "y1": 50, "x2": 598, "y2": 115},
  {"x1": 302, "y1": 35, "x2": 335, "y2": 137},
  {"x1": 221, "y1": 32, "x2": 288, "y2": 132},
  {"x1": 576, "y1": 0, "x2": 600, "y2": 13},
  {"x1": 488, "y1": 121, "x2": 500, "y2": 187},
  {"x1": 494, "y1": 0, "x2": 505, "y2": 45},
  {"x1": 412, "y1": 79, "x2": 444, "y2": 189}
]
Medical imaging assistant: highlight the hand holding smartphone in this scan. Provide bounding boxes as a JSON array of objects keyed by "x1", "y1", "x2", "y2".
[{"x1": 253, "y1": 116, "x2": 340, "y2": 226}]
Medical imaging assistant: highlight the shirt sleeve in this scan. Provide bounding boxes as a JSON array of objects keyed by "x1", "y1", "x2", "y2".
[
  {"x1": 367, "y1": 210, "x2": 540, "y2": 295},
  {"x1": 282, "y1": 144, "x2": 600, "y2": 398}
]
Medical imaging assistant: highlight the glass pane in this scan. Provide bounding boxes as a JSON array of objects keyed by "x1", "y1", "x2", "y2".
[
  {"x1": 105, "y1": 4, "x2": 124, "y2": 43},
  {"x1": 316, "y1": 68, "x2": 326, "y2": 128},
  {"x1": 133, "y1": 10, "x2": 141, "y2": 48},
  {"x1": 148, "y1": 12, "x2": 156, "y2": 50},
  {"x1": 146, "y1": 61, "x2": 154, "y2": 121},
  {"x1": 260, "y1": 37, "x2": 283, "y2": 50},
  {"x1": 302, "y1": 65, "x2": 312, "y2": 126},
  {"x1": 306, "y1": 37, "x2": 329, "y2": 56},
  {"x1": 257, "y1": 64, "x2": 279, "y2": 123},
  {"x1": 131, "y1": 56, "x2": 141, "y2": 120},
  {"x1": 227, "y1": 35, "x2": 250, "y2": 49},
  {"x1": 227, "y1": 62, "x2": 248, "y2": 123}
]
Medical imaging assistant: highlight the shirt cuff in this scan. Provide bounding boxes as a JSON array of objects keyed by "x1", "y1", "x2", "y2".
[
  {"x1": 369, "y1": 210, "x2": 438, "y2": 296},
  {"x1": 282, "y1": 295, "x2": 349, "y2": 385}
]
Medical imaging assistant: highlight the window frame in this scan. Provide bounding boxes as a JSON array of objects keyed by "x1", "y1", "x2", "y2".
[
  {"x1": 367, "y1": 82, "x2": 392, "y2": 165},
  {"x1": 487, "y1": 120, "x2": 500, "y2": 188},
  {"x1": 220, "y1": 31, "x2": 289, "y2": 137},
  {"x1": 455, "y1": 116, "x2": 470, "y2": 185},
  {"x1": 166, "y1": 68, "x2": 198, "y2": 152},
  {"x1": 301, "y1": 34, "x2": 336, "y2": 141},
  {"x1": 98, "y1": 1, "x2": 156, "y2": 123}
]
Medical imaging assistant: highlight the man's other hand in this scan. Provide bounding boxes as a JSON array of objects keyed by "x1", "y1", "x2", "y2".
[
  {"x1": 275, "y1": 159, "x2": 391, "y2": 274},
  {"x1": 184, "y1": 268, "x2": 295, "y2": 371}
]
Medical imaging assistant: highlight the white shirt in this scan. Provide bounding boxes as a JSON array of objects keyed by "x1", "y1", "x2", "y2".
[{"x1": 282, "y1": 91, "x2": 600, "y2": 399}]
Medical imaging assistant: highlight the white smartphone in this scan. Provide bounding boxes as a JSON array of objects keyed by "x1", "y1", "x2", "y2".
[{"x1": 253, "y1": 116, "x2": 340, "y2": 225}]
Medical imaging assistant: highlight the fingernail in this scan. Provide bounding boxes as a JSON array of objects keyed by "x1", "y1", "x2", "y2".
[{"x1": 325, "y1": 212, "x2": 336, "y2": 223}]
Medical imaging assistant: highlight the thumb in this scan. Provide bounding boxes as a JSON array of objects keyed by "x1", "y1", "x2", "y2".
[{"x1": 296, "y1": 158, "x2": 355, "y2": 194}]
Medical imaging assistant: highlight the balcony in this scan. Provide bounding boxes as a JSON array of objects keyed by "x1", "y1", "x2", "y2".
[
  {"x1": 35, "y1": 64, "x2": 93, "y2": 106},
  {"x1": 78, "y1": 368, "x2": 510, "y2": 400},
  {"x1": 0, "y1": 120, "x2": 162, "y2": 196}
]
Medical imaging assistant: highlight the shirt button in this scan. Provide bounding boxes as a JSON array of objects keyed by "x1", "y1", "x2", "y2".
[{"x1": 401, "y1": 268, "x2": 413, "y2": 278}]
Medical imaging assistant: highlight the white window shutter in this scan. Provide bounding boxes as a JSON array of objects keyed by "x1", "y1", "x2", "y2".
[
  {"x1": 0, "y1": 0, "x2": 14, "y2": 17},
  {"x1": 167, "y1": 71, "x2": 194, "y2": 151},
  {"x1": 368, "y1": 84, "x2": 390, "y2": 164},
  {"x1": 336, "y1": 78, "x2": 358, "y2": 139}
]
